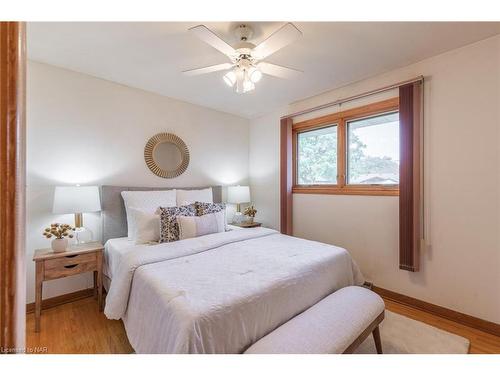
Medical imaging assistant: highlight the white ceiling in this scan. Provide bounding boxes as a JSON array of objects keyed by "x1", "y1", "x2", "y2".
[{"x1": 28, "y1": 22, "x2": 500, "y2": 119}]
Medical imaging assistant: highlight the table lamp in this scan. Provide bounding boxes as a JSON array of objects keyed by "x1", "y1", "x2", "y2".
[
  {"x1": 52, "y1": 185, "x2": 101, "y2": 244},
  {"x1": 227, "y1": 185, "x2": 250, "y2": 224}
]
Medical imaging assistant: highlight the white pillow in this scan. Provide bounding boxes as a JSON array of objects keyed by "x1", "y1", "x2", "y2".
[
  {"x1": 129, "y1": 208, "x2": 160, "y2": 244},
  {"x1": 177, "y1": 211, "x2": 225, "y2": 240},
  {"x1": 176, "y1": 187, "x2": 213, "y2": 206},
  {"x1": 121, "y1": 190, "x2": 176, "y2": 238}
]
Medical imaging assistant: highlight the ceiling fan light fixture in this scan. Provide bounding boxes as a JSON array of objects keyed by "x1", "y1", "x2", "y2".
[
  {"x1": 223, "y1": 71, "x2": 236, "y2": 87},
  {"x1": 243, "y1": 79, "x2": 255, "y2": 93},
  {"x1": 235, "y1": 69, "x2": 245, "y2": 93},
  {"x1": 249, "y1": 67, "x2": 262, "y2": 83}
]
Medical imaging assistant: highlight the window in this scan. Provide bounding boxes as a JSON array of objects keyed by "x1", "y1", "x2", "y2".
[
  {"x1": 347, "y1": 112, "x2": 399, "y2": 185},
  {"x1": 293, "y1": 98, "x2": 399, "y2": 196},
  {"x1": 297, "y1": 125, "x2": 338, "y2": 185}
]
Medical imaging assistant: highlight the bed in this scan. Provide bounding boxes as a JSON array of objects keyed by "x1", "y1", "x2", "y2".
[{"x1": 101, "y1": 185, "x2": 364, "y2": 354}]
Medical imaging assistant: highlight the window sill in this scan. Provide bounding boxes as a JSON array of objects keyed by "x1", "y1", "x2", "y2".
[{"x1": 292, "y1": 185, "x2": 399, "y2": 196}]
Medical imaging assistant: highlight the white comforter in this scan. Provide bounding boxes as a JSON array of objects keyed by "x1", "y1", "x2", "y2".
[{"x1": 104, "y1": 228, "x2": 364, "y2": 353}]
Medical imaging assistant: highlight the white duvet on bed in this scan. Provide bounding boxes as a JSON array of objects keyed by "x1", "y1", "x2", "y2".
[
  {"x1": 104, "y1": 228, "x2": 364, "y2": 353},
  {"x1": 104, "y1": 226, "x2": 244, "y2": 280},
  {"x1": 104, "y1": 237, "x2": 137, "y2": 280}
]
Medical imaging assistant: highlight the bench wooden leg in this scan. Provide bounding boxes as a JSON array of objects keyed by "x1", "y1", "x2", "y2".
[
  {"x1": 372, "y1": 326, "x2": 383, "y2": 354},
  {"x1": 343, "y1": 311, "x2": 384, "y2": 354}
]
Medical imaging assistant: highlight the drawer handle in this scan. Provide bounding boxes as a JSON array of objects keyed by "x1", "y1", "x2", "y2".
[
  {"x1": 65, "y1": 254, "x2": 78, "y2": 258},
  {"x1": 64, "y1": 264, "x2": 78, "y2": 269}
]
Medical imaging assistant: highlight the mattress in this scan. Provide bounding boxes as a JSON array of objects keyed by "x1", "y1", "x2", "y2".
[{"x1": 104, "y1": 228, "x2": 364, "y2": 353}]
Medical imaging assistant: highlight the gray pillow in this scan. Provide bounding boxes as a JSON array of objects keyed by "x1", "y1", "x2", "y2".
[{"x1": 159, "y1": 204, "x2": 196, "y2": 243}]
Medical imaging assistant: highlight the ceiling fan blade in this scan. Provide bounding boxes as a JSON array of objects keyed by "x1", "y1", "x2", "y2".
[
  {"x1": 252, "y1": 23, "x2": 302, "y2": 59},
  {"x1": 189, "y1": 25, "x2": 237, "y2": 58},
  {"x1": 258, "y1": 62, "x2": 302, "y2": 79},
  {"x1": 182, "y1": 63, "x2": 233, "y2": 76}
]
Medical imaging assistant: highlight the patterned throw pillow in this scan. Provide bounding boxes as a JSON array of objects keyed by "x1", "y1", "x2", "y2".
[
  {"x1": 195, "y1": 202, "x2": 226, "y2": 215},
  {"x1": 159, "y1": 204, "x2": 197, "y2": 243},
  {"x1": 195, "y1": 202, "x2": 227, "y2": 230}
]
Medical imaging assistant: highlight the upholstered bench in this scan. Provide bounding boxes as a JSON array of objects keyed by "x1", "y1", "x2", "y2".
[{"x1": 244, "y1": 286, "x2": 385, "y2": 354}]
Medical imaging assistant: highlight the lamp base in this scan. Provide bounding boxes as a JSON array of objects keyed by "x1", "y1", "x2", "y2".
[
  {"x1": 232, "y1": 212, "x2": 245, "y2": 224},
  {"x1": 74, "y1": 226, "x2": 94, "y2": 244}
]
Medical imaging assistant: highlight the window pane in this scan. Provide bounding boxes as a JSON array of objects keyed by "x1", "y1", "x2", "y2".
[
  {"x1": 347, "y1": 112, "x2": 399, "y2": 185},
  {"x1": 297, "y1": 125, "x2": 337, "y2": 185}
]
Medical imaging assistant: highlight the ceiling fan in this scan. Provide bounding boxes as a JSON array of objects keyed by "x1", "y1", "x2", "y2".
[{"x1": 182, "y1": 23, "x2": 303, "y2": 93}]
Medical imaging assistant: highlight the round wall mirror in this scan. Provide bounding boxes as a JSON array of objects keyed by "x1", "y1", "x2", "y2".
[
  {"x1": 144, "y1": 133, "x2": 189, "y2": 178},
  {"x1": 153, "y1": 142, "x2": 183, "y2": 171}
]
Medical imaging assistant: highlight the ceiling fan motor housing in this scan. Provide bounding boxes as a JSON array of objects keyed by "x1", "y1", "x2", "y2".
[
  {"x1": 237, "y1": 57, "x2": 252, "y2": 70},
  {"x1": 235, "y1": 24, "x2": 253, "y2": 42},
  {"x1": 234, "y1": 25, "x2": 256, "y2": 56}
]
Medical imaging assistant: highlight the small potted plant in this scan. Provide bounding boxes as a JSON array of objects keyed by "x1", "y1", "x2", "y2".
[
  {"x1": 43, "y1": 223, "x2": 75, "y2": 253},
  {"x1": 243, "y1": 205, "x2": 257, "y2": 224}
]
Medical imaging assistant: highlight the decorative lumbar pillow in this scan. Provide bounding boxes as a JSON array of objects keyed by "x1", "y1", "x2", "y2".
[
  {"x1": 177, "y1": 211, "x2": 226, "y2": 240},
  {"x1": 196, "y1": 201, "x2": 227, "y2": 229},
  {"x1": 121, "y1": 190, "x2": 176, "y2": 238},
  {"x1": 176, "y1": 187, "x2": 213, "y2": 206},
  {"x1": 195, "y1": 201, "x2": 225, "y2": 215},
  {"x1": 129, "y1": 208, "x2": 160, "y2": 244},
  {"x1": 159, "y1": 204, "x2": 197, "y2": 243}
]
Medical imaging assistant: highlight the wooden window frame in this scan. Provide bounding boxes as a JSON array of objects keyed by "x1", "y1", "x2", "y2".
[{"x1": 292, "y1": 97, "x2": 400, "y2": 196}]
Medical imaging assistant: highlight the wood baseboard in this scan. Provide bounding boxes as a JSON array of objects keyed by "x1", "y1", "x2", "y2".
[
  {"x1": 26, "y1": 288, "x2": 94, "y2": 314},
  {"x1": 373, "y1": 286, "x2": 500, "y2": 337}
]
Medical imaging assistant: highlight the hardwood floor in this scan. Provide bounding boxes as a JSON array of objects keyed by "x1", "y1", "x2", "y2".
[
  {"x1": 26, "y1": 296, "x2": 500, "y2": 354},
  {"x1": 26, "y1": 296, "x2": 133, "y2": 354}
]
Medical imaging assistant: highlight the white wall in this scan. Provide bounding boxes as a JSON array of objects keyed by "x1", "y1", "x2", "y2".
[
  {"x1": 249, "y1": 35, "x2": 500, "y2": 323},
  {"x1": 248, "y1": 110, "x2": 282, "y2": 229},
  {"x1": 27, "y1": 61, "x2": 250, "y2": 303}
]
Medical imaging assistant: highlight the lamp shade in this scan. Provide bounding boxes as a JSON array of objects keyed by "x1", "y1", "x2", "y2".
[
  {"x1": 53, "y1": 186, "x2": 101, "y2": 214},
  {"x1": 227, "y1": 185, "x2": 250, "y2": 204}
]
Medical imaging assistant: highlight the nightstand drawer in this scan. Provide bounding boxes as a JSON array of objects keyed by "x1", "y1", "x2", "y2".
[
  {"x1": 44, "y1": 252, "x2": 97, "y2": 270},
  {"x1": 44, "y1": 252, "x2": 98, "y2": 281},
  {"x1": 44, "y1": 260, "x2": 97, "y2": 280}
]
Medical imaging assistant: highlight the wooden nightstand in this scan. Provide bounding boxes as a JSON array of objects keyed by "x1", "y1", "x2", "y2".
[
  {"x1": 32, "y1": 242, "x2": 104, "y2": 332},
  {"x1": 231, "y1": 222, "x2": 262, "y2": 228}
]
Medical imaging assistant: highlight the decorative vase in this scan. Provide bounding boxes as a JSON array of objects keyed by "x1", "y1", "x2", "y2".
[
  {"x1": 247, "y1": 217, "x2": 254, "y2": 224},
  {"x1": 51, "y1": 238, "x2": 68, "y2": 253}
]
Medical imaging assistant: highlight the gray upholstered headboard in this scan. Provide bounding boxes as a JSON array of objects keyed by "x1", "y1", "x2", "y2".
[{"x1": 100, "y1": 185, "x2": 222, "y2": 243}]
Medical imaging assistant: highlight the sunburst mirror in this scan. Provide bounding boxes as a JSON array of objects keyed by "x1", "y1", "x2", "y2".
[{"x1": 144, "y1": 133, "x2": 189, "y2": 178}]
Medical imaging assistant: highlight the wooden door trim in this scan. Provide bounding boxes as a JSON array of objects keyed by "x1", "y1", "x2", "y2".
[{"x1": 0, "y1": 21, "x2": 26, "y2": 352}]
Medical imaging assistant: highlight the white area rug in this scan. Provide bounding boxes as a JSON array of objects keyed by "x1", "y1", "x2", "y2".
[{"x1": 355, "y1": 310, "x2": 470, "y2": 354}]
